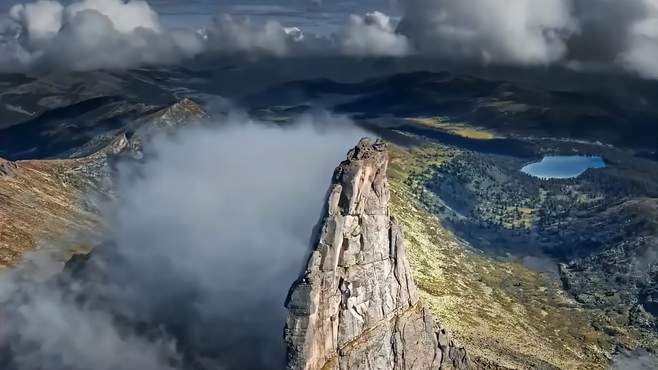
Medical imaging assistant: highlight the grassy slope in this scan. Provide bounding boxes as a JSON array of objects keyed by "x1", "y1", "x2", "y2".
[
  {"x1": 0, "y1": 99, "x2": 208, "y2": 268},
  {"x1": 388, "y1": 144, "x2": 613, "y2": 369},
  {"x1": 0, "y1": 155, "x2": 105, "y2": 267},
  {"x1": 404, "y1": 117, "x2": 499, "y2": 140}
]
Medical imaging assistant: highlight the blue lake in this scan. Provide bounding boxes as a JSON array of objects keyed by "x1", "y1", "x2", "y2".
[{"x1": 521, "y1": 155, "x2": 606, "y2": 179}]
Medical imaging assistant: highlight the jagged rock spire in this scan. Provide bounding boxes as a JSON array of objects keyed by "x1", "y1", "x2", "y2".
[{"x1": 285, "y1": 138, "x2": 473, "y2": 370}]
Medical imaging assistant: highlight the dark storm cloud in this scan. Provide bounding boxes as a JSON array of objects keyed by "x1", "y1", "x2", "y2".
[{"x1": 0, "y1": 113, "x2": 369, "y2": 370}]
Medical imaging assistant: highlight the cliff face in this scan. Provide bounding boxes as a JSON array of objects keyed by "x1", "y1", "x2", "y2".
[{"x1": 285, "y1": 138, "x2": 473, "y2": 370}]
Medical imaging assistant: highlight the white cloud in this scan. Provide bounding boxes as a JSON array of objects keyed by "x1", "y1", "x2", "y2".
[
  {"x1": 9, "y1": 0, "x2": 63, "y2": 41},
  {"x1": 204, "y1": 14, "x2": 301, "y2": 57},
  {"x1": 397, "y1": 0, "x2": 575, "y2": 65},
  {"x1": 66, "y1": 0, "x2": 161, "y2": 33},
  {"x1": 611, "y1": 350, "x2": 658, "y2": 370},
  {"x1": 339, "y1": 11, "x2": 411, "y2": 57},
  {"x1": 8, "y1": 286, "x2": 180, "y2": 370},
  {"x1": 284, "y1": 26, "x2": 304, "y2": 42},
  {"x1": 1, "y1": 0, "x2": 203, "y2": 72}
]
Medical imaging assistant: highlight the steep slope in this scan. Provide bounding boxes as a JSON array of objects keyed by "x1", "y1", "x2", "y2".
[
  {"x1": 0, "y1": 99, "x2": 208, "y2": 267},
  {"x1": 0, "y1": 70, "x2": 178, "y2": 130},
  {"x1": 0, "y1": 95, "x2": 208, "y2": 161},
  {"x1": 285, "y1": 138, "x2": 474, "y2": 370},
  {"x1": 0, "y1": 155, "x2": 106, "y2": 266},
  {"x1": 385, "y1": 143, "x2": 658, "y2": 369},
  {"x1": 0, "y1": 133, "x2": 136, "y2": 266}
]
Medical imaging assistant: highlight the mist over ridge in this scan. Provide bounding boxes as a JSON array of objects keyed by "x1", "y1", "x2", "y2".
[{"x1": 0, "y1": 112, "x2": 368, "y2": 370}]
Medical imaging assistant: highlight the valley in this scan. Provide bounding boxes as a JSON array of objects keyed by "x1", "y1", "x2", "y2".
[
  {"x1": 0, "y1": 67, "x2": 656, "y2": 369},
  {"x1": 389, "y1": 144, "x2": 609, "y2": 369},
  {"x1": 382, "y1": 118, "x2": 658, "y2": 368},
  {"x1": 1, "y1": 0, "x2": 658, "y2": 368}
]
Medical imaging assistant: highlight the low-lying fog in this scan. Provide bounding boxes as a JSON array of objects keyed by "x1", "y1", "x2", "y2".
[{"x1": 0, "y1": 112, "x2": 368, "y2": 370}]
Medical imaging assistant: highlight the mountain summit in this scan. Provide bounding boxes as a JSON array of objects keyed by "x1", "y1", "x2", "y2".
[{"x1": 285, "y1": 138, "x2": 473, "y2": 370}]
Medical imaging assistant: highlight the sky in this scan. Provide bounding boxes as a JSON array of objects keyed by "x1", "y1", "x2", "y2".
[
  {"x1": 1, "y1": 0, "x2": 399, "y2": 33},
  {"x1": 155, "y1": 0, "x2": 398, "y2": 34}
]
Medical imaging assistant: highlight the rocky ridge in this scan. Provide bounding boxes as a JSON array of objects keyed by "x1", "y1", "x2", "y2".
[
  {"x1": 0, "y1": 99, "x2": 208, "y2": 267},
  {"x1": 285, "y1": 138, "x2": 474, "y2": 370}
]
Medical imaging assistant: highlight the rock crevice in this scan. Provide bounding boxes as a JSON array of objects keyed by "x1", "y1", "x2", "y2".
[{"x1": 285, "y1": 138, "x2": 473, "y2": 370}]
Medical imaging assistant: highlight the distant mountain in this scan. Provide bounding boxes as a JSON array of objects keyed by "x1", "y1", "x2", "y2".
[
  {"x1": 1, "y1": 66, "x2": 656, "y2": 369},
  {"x1": 0, "y1": 70, "x2": 182, "y2": 129},
  {"x1": 242, "y1": 71, "x2": 658, "y2": 149},
  {"x1": 0, "y1": 97, "x2": 207, "y2": 161},
  {"x1": 0, "y1": 96, "x2": 156, "y2": 160},
  {"x1": 0, "y1": 69, "x2": 205, "y2": 160}
]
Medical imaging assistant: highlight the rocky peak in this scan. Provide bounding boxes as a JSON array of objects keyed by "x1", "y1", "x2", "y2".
[
  {"x1": 114, "y1": 99, "x2": 209, "y2": 160},
  {"x1": 0, "y1": 158, "x2": 17, "y2": 176},
  {"x1": 332, "y1": 138, "x2": 389, "y2": 217},
  {"x1": 285, "y1": 138, "x2": 474, "y2": 370},
  {"x1": 150, "y1": 98, "x2": 209, "y2": 129}
]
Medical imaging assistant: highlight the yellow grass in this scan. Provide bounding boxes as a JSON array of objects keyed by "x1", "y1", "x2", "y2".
[
  {"x1": 405, "y1": 116, "x2": 498, "y2": 140},
  {"x1": 387, "y1": 143, "x2": 619, "y2": 369},
  {"x1": 0, "y1": 157, "x2": 102, "y2": 266}
]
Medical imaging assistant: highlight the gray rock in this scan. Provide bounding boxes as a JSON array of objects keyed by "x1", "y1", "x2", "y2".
[
  {"x1": 0, "y1": 158, "x2": 17, "y2": 176},
  {"x1": 285, "y1": 138, "x2": 474, "y2": 370}
]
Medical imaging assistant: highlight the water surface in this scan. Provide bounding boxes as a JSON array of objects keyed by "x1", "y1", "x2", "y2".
[{"x1": 522, "y1": 155, "x2": 605, "y2": 179}]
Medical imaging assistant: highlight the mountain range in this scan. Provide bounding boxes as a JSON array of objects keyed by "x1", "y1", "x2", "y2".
[{"x1": 0, "y1": 67, "x2": 657, "y2": 369}]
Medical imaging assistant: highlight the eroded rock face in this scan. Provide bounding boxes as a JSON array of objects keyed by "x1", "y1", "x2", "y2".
[
  {"x1": 0, "y1": 158, "x2": 17, "y2": 176},
  {"x1": 285, "y1": 138, "x2": 473, "y2": 370}
]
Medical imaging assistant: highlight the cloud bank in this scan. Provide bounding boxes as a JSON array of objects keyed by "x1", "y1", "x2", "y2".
[
  {"x1": 1, "y1": 0, "x2": 204, "y2": 71},
  {"x1": 398, "y1": 0, "x2": 575, "y2": 65},
  {"x1": 203, "y1": 14, "x2": 308, "y2": 57},
  {"x1": 0, "y1": 0, "x2": 657, "y2": 78},
  {"x1": 339, "y1": 11, "x2": 411, "y2": 57},
  {"x1": 0, "y1": 113, "x2": 368, "y2": 370},
  {"x1": 397, "y1": 0, "x2": 658, "y2": 78}
]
